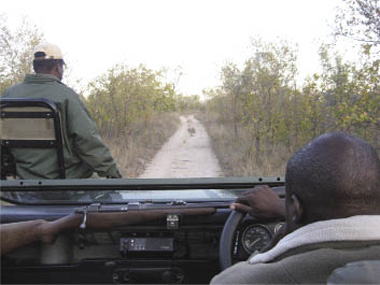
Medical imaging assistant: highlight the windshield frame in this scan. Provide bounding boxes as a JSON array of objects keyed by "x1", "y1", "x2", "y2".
[{"x1": 0, "y1": 177, "x2": 285, "y2": 205}]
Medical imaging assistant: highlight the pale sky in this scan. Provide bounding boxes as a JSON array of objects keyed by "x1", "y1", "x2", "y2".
[{"x1": 2, "y1": 0, "x2": 342, "y2": 95}]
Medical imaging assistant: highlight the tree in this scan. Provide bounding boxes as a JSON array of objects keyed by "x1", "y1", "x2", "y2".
[
  {"x1": 85, "y1": 64, "x2": 179, "y2": 138},
  {"x1": 335, "y1": 0, "x2": 380, "y2": 48},
  {"x1": 0, "y1": 15, "x2": 44, "y2": 93},
  {"x1": 208, "y1": 38, "x2": 300, "y2": 165}
]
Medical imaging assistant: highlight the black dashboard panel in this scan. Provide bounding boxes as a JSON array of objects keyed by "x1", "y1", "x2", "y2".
[
  {"x1": 1, "y1": 199, "x2": 284, "y2": 284},
  {"x1": 1, "y1": 205, "x2": 226, "y2": 284}
]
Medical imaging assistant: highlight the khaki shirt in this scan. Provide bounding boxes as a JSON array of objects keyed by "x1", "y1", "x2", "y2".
[{"x1": 1, "y1": 73, "x2": 122, "y2": 179}]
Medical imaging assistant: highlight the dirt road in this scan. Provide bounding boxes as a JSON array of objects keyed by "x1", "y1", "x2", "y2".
[
  {"x1": 139, "y1": 115, "x2": 223, "y2": 178},
  {"x1": 121, "y1": 115, "x2": 234, "y2": 200}
]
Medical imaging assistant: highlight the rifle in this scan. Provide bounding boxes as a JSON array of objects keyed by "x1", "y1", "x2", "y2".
[{"x1": 0, "y1": 201, "x2": 222, "y2": 256}]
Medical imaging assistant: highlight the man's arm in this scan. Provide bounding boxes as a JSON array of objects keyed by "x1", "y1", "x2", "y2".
[
  {"x1": 0, "y1": 214, "x2": 81, "y2": 255},
  {"x1": 231, "y1": 185, "x2": 286, "y2": 220},
  {"x1": 1, "y1": 220, "x2": 45, "y2": 255},
  {"x1": 67, "y1": 95, "x2": 122, "y2": 178}
]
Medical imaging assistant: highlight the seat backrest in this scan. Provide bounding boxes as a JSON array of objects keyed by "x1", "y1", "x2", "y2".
[
  {"x1": 0, "y1": 98, "x2": 66, "y2": 179},
  {"x1": 327, "y1": 260, "x2": 380, "y2": 284}
]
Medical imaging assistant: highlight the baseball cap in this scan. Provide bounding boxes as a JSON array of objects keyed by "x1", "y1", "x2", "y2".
[{"x1": 33, "y1": 43, "x2": 64, "y2": 62}]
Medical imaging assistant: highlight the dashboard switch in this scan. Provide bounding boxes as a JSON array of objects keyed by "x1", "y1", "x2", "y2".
[{"x1": 167, "y1": 214, "x2": 179, "y2": 229}]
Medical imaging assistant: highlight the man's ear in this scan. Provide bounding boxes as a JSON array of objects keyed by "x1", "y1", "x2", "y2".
[
  {"x1": 52, "y1": 63, "x2": 64, "y2": 80},
  {"x1": 289, "y1": 194, "x2": 303, "y2": 224}
]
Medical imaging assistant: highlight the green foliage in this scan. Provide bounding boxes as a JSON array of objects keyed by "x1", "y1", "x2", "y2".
[
  {"x1": 208, "y1": 39, "x2": 300, "y2": 161},
  {"x1": 335, "y1": 0, "x2": 380, "y2": 47},
  {"x1": 85, "y1": 64, "x2": 181, "y2": 138},
  {"x1": 0, "y1": 15, "x2": 44, "y2": 93},
  {"x1": 177, "y1": 95, "x2": 203, "y2": 111},
  {"x1": 203, "y1": 37, "x2": 380, "y2": 176}
]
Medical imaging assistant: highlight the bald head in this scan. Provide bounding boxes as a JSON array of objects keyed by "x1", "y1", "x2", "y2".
[{"x1": 286, "y1": 132, "x2": 380, "y2": 225}]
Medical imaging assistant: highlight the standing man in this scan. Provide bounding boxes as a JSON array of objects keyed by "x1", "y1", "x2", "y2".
[{"x1": 1, "y1": 43, "x2": 121, "y2": 179}]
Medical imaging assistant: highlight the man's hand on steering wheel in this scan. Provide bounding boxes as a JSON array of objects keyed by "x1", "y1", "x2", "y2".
[
  {"x1": 231, "y1": 185, "x2": 286, "y2": 221},
  {"x1": 219, "y1": 185, "x2": 286, "y2": 270}
]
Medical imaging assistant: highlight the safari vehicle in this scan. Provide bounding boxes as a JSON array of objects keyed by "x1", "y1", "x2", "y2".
[
  {"x1": 1, "y1": 0, "x2": 379, "y2": 283},
  {"x1": 0, "y1": 177, "x2": 285, "y2": 284},
  {"x1": 0, "y1": 96, "x2": 285, "y2": 284}
]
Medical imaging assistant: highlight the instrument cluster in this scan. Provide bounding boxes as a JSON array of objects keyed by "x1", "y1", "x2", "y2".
[{"x1": 234, "y1": 221, "x2": 284, "y2": 260}]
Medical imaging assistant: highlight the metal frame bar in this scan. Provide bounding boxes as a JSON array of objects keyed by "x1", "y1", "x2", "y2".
[
  {"x1": 0, "y1": 176, "x2": 284, "y2": 192},
  {"x1": 1, "y1": 98, "x2": 66, "y2": 178}
]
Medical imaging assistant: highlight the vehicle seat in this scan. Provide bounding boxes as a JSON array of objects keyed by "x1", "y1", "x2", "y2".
[
  {"x1": 327, "y1": 260, "x2": 380, "y2": 284},
  {"x1": 0, "y1": 98, "x2": 66, "y2": 179}
]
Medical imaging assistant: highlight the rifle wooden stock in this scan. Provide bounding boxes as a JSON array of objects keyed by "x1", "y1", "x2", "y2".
[
  {"x1": 0, "y1": 205, "x2": 216, "y2": 255},
  {"x1": 85, "y1": 207, "x2": 216, "y2": 229}
]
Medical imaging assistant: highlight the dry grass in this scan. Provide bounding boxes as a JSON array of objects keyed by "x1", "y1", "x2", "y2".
[
  {"x1": 102, "y1": 112, "x2": 181, "y2": 178},
  {"x1": 196, "y1": 112, "x2": 289, "y2": 177},
  {"x1": 103, "y1": 110, "x2": 293, "y2": 178},
  {"x1": 199, "y1": 113, "x2": 380, "y2": 178}
]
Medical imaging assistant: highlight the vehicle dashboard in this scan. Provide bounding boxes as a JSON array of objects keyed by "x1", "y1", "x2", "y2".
[{"x1": 1, "y1": 178, "x2": 285, "y2": 284}]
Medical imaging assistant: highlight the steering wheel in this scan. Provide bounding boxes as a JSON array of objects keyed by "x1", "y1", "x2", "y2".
[{"x1": 219, "y1": 210, "x2": 246, "y2": 271}]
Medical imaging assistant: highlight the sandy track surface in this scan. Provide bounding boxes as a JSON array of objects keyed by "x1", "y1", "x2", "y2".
[
  {"x1": 139, "y1": 115, "x2": 223, "y2": 178},
  {"x1": 121, "y1": 115, "x2": 234, "y2": 200}
]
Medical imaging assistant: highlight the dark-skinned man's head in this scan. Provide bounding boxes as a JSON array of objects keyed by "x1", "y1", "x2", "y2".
[
  {"x1": 32, "y1": 43, "x2": 65, "y2": 81},
  {"x1": 285, "y1": 132, "x2": 380, "y2": 231}
]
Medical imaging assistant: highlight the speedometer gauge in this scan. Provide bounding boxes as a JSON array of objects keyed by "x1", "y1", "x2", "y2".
[{"x1": 241, "y1": 224, "x2": 272, "y2": 254}]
